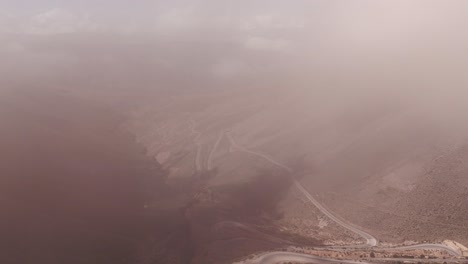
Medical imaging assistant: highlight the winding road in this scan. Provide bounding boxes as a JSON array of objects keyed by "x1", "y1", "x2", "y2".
[
  {"x1": 207, "y1": 130, "x2": 225, "y2": 170},
  {"x1": 189, "y1": 119, "x2": 203, "y2": 171},
  {"x1": 226, "y1": 131, "x2": 462, "y2": 263},
  {"x1": 294, "y1": 182, "x2": 377, "y2": 247},
  {"x1": 227, "y1": 132, "x2": 293, "y2": 173},
  {"x1": 226, "y1": 131, "x2": 377, "y2": 247},
  {"x1": 233, "y1": 252, "x2": 371, "y2": 264}
]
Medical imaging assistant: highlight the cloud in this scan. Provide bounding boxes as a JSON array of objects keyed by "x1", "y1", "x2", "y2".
[
  {"x1": 20, "y1": 8, "x2": 100, "y2": 35},
  {"x1": 152, "y1": 8, "x2": 239, "y2": 33},
  {"x1": 240, "y1": 14, "x2": 306, "y2": 31},
  {"x1": 243, "y1": 36, "x2": 290, "y2": 51},
  {"x1": 154, "y1": 8, "x2": 198, "y2": 32}
]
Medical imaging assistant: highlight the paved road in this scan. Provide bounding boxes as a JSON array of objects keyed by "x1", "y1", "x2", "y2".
[
  {"x1": 233, "y1": 252, "x2": 371, "y2": 264},
  {"x1": 227, "y1": 132, "x2": 377, "y2": 247},
  {"x1": 236, "y1": 251, "x2": 458, "y2": 264},
  {"x1": 207, "y1": 130, "x2": 225, "y2": 170},
  {"x1": 226, "y1": 132, "x2": 462, "y2": 262},
  {"x1": 189, "y1": 119, "x2": 203, "y2": 171},
  {"x1": 227, "y1": 132, "x2": 293, "y2": 172},
  {"x1": 294, "y1": 182, "x2": 377, "y2": 247}
]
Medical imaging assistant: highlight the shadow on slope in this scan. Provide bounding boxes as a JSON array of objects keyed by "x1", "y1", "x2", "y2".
[{"x1": 0, "y1": 89, "x2": 190, "y2": 264}]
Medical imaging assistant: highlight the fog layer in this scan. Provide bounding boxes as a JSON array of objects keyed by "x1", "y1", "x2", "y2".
[{"x1": 2, "y1": 1, "x2": 468, "y2": 263}]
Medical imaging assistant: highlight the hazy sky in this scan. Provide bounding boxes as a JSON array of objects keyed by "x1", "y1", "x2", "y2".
[
  {"x1": 0, "y1": 0, "x2": 320, "y2": 35},
  {"x1": 1, "y1": 1, "x2": 467, "y2": 43},
  {"x1": 2, "y1": 0, "x2": 468, "y2": 51},
  {"x1": 2, "y1": 0, "x2": 468, "y2": 105}
]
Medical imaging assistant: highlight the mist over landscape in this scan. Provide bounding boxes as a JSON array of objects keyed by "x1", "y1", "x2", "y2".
[{"x1": 2, "y1": 1, "x2": 468, "y2": 264}]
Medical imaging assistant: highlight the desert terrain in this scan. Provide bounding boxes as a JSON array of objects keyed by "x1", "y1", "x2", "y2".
[
  {"x1": 123, "y1": 87, "x2": 468, "y2": 263},
  {"x1": 3, "y1": 1, "x2": 468, "y2": 263}
]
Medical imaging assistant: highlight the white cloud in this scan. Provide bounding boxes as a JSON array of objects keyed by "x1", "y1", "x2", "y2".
[
  {"x1": 21, "y1": 8, "x2": 100, "y2": 35},
  {"x1": 243, "y1": 36, "x2": 290, "y2": 51},
  {"x1": 154, "y1": 9, "x2": 198, "y2": 32},
  {"x1": 152, "y1": 8, "x2": 238, "y2": 33},
  {"x1": 151, "y1": 8, "x2": 306, "y2": 35},
  {"x1": 240, "y1": 14, "x2": 306, "y2": 31}
]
